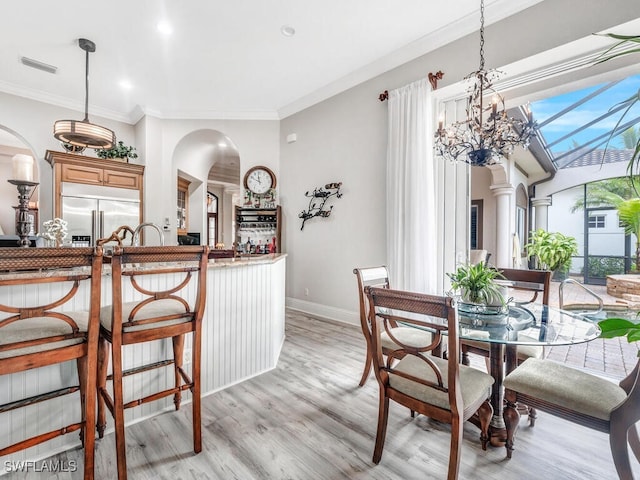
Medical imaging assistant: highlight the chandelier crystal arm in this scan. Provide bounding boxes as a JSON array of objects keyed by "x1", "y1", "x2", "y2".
[{"x1": 434, "y1": 0, "x2": 536, "y2": 166}]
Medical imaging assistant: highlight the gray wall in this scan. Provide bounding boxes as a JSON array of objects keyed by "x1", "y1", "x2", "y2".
[{"x1": 279, "y1": 0, "x2": 640, "y2": 322}]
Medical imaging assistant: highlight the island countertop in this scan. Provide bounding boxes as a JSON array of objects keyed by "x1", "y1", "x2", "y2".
[{"x1": 0, "y1": 252, "x2": 286, "y2": 280}]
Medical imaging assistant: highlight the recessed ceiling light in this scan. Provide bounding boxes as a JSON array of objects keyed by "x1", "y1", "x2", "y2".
[
  {"x1": 119, "y1": 80, "x2": 133, "y2": 90},
  {"x1": 157, "y1": 21, "x2": 173, "y2": 35},
  {"x1": 280, "y1": 25, "x2": 295, "y2": 37}
]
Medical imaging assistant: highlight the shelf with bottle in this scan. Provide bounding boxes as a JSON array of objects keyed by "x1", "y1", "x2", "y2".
[{"x1": 235, "y1": 205, "x2": 281, "y2": 255}]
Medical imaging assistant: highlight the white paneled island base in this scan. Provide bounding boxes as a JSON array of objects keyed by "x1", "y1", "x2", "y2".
[{"x1": 0, "y1": 253, "x2": 286, "y2": 468}]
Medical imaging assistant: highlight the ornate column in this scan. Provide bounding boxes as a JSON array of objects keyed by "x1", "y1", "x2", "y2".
[
  {"x1": 531, "y1": 197, "x2": 552, "y2": 232},
  {"x1": 490, "y1": 183, "x2": 514, "y2": 268}
]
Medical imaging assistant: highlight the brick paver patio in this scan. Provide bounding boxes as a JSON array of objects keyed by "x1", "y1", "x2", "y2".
[{"x1": 541, "y1": 280, "x2": 638, "y2": 379}]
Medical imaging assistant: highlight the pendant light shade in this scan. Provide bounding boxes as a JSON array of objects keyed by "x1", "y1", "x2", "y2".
[{"x1": 53, "y1": 38, "x2": 115, "y2": 149}]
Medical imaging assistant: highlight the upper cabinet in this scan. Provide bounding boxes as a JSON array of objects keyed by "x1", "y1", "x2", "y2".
[
  {"x1": 46, "y1": 150, "x2": 143, "y2": 190},
  {"x1": 45, "y1": 150, "x2": 145, "y2": 218}
]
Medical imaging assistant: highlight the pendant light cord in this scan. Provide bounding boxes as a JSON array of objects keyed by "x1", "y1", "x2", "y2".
[{"x1": 83, "y1": 47, "x2": 89, "y2": 122}]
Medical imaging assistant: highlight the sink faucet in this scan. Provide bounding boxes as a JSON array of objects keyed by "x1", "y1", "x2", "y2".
[{"x1": 132, "y1": 222, "x2": 165, "y2": 246}]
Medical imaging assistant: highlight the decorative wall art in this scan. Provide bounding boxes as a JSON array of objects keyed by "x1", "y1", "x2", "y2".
[{"x1": 299, "y1": 182, "x2": 342, "y2": 230}]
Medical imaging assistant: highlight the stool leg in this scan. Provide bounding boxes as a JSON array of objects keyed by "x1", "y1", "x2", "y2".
[
  {"x1": 96, "y1": 337, "x2": 109, "y2": 439},
  {"x1": 111, "y1": 340, "x2": 128, "y2": 480},
  {"x1": 83, "y1": 337, "x2": 98, "y2": 480},
  {"x1": 77, "y1": 357, "x2": 87, "y2": 447},
  {"x1": 192, "y1": 330, "x2": 202, "y2": 453},
  {"x1": 172, "y1": 335, "x2": 184, "y2": 411}
]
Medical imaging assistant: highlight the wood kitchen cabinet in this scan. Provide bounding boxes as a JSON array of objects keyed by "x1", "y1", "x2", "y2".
[{"x1": 45, "y1": 150, "x2": 145, "y2": 220}]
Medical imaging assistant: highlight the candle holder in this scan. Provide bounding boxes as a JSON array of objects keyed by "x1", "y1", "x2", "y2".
[{"x1": 8, "y1": 180, "x2": 39, "y2": 247}]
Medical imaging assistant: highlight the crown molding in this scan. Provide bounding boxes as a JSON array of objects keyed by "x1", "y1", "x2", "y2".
[{"x1": 278, "y1": 0, "x2": 544, "y2": 118}]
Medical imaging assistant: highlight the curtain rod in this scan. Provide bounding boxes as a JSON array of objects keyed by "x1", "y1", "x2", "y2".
[{"x1": 378, "y1": 71, "x2": 444, "y2": 101}]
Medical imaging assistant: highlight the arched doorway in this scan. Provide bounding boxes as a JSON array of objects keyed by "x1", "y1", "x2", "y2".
[{"x1": 172, "y1": 130, "x2": 240, "y2": 248}]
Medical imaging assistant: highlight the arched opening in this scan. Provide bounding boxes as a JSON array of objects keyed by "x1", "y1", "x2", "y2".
[
  {"x1": 0, "y1": 126, "x2": 40, "y2": 238},
  {"x1": 172, "y1": 129, "x2": 240, "y2": 248}
]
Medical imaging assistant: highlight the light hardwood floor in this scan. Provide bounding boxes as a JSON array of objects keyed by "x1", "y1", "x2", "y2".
[{"x1": 5, "y1": 309, "x2": 639, "y2": 479}]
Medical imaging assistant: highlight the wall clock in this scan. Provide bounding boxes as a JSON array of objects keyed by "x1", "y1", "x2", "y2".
[{"x1": 244, "y1": 166, "x2": 276, "y2": 195}]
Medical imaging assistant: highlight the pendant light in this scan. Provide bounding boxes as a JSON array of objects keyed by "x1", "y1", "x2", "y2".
[{"x1": 53, "y1": 38, "x2": 115, "y2": 149}]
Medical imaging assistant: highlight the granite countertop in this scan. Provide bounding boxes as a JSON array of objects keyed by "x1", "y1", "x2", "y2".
[
  {"x1": 0, "y1": 253, "x2": 287, "y2": 280},
  {"x1": 207, "y1": 253, "x2": 287, "y2": 268}
]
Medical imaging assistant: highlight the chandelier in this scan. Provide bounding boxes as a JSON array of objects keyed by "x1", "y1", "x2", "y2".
[
  {"x1": 53, "y1": 38, "x2": 115, "y2": 150},
  {"x1": 434, "y1": 0, "x2": 535, "y2": 166}
]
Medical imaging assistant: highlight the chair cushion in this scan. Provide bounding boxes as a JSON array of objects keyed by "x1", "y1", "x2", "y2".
[
  {"x1": 381, "y1": 326, "x2": 433, "y2": 351},
  {"x1": 503, "y1": 358, "x2": 628, "y2": 420},
  {"x1": 0, "y1": 312, "x2": 88, "y2": 359},
  {"x1": 100, "y1": 299, "x2": 190, "y2": 333},
  {"x1": 389, "y1": 355, "x2": 494, "y2": 411}
]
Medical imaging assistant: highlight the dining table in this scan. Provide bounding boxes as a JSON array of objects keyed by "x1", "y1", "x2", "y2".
[{"x1": 456, "y1": 302, "x2": 601, "y2": 446}]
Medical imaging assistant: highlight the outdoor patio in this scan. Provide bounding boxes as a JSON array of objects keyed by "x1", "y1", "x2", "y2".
[{"x1": 529, "y1": 279, "x2": 638, "y2": 379}]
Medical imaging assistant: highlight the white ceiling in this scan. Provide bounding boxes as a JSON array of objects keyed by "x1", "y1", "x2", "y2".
[{"x1": 0, "y1": 0, "x2": 542, "y2": 123}]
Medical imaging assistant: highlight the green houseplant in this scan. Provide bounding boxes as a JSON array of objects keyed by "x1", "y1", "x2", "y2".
[
  {"x1": 95, "y1": 141, "x2": 138, "y2": 162},
  {"x1": 617, "y1": 198, "x2": 640, "y2": 271},
  {"x1": 447, "y1": 262, "x2": 506, "y2": 305},
  {"x1": 526, "y1": 229, "x2": 578, "y2": 275},
  {"x1": 598, "y1": 317, "x2": 640, "y2": 357}
]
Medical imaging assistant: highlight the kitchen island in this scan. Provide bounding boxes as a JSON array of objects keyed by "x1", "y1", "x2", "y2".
[{"x1": 0, "y1": 253, "x2": 286, "y2": 465}]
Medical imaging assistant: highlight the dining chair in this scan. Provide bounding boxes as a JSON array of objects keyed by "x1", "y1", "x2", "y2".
[
  {"x1": 460, "y1": 268, "x2": 551, "y2": 368},
  {"x1": 353, "y1": 266, "x2": 436, "y2": 387},
  {"x1": 365, "y1": 286, "x2": 494, "y2": 480},
  {"x1": 469, "y1": 249, "x2": 489, "y2": 265},
  {"x1": 96, "y1": 245, "x2": 208, "y2": 480},
  {"x1": 0, "y1": 247, "x2": 103, "y2": 480},
  {"x1": 503, "y1": 357, "x2": 640, "y2": 479}
]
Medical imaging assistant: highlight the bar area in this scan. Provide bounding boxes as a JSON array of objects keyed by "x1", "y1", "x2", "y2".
[{"x1": 0, "y1": 252, "x2": 286, "y2": 468}]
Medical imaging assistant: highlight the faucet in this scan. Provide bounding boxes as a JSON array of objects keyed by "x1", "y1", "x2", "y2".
[{"x1": 132, "y1": 222, "x2": 165, "y2": 246}]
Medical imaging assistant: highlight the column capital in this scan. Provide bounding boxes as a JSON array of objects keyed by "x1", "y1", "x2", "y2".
[
  {"x1": 531, "y1": 196, "x2": 552, "y2": 208},
  {"x1": 489, "y1": 183, "x2": 514, "y2": 197}
]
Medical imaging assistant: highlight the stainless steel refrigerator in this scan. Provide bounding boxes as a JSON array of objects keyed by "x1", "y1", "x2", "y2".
[{"x1": 61, "y1": 183, "x2": 140, "y2": 246}]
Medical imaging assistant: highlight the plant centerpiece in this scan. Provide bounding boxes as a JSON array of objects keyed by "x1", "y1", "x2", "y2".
[
  {"x1": 447, "y1": 262, "x2": 507, "y2": 313},
  {"x1": 525, "y1": 229, "x2": 578, "y2": 277},
  {"x1": 95, "y1": 141, "x2": 138, "y2": 162}
]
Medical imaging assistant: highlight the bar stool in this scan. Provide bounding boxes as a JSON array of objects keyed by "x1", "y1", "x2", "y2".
[
  {"x1": 0, "y1": 247, "x2": 103, "y2": 480},
  {"x1": 96, "y1": 245, "x2": 208, "y2": 480}
]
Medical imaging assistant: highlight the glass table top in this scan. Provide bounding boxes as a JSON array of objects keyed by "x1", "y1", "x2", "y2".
[{"x1": 457, "y1": 303, "x2": 601, "y2": 346}]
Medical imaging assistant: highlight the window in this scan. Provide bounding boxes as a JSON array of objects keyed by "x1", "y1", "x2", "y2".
[
  {"x1": 177, "y1": 177, "x2": 190, "y2": 235},
  {"x1": 588, "y1": 215, "x2": 605, "y2": 229},
  {"x1": 207, "y1": 191, "x2": 218, "y2": 247},
  {"x1": 516, "y1": 206, "x2": 526, "y2": 251},
  {"x1": 470, "y1": 200, "x2": 483, "y2": 249}
]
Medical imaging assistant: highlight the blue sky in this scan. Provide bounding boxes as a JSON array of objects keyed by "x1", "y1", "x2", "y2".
[{"x1": 529, "y1": 74, "x2": 640, "y2": 153}]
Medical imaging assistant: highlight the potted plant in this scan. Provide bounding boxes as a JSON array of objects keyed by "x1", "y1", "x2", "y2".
[
  {"x1": 525, "y1": 229, "x2": 578, "y2": 279},
  {"x1": 95, "y1": 141, "x2": 138, "y2": 162},
  {"x1": 447, "y1": 262, "x2": 506, "y2": 306}
]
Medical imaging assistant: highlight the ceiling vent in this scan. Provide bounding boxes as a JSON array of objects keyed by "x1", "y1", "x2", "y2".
[{"x1": 20, "y1": 56, "x2": 57, "y2": 74}]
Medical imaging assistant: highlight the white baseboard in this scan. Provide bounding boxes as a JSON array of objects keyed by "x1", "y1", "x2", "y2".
[{"x1": 286, "y1": 297, "x2": 359, "y2": 326}]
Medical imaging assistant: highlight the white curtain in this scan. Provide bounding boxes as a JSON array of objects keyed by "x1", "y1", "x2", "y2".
[{"x1": 386, "y1": 78, "x2": 438, "y2": 294}]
